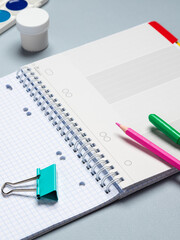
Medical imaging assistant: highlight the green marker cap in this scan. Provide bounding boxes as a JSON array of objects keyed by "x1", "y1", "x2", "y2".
[{"x1": 149, "y1": 114, "x2": 180, "y2": 145}]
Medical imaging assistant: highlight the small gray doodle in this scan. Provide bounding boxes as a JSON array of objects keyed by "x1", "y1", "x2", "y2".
[
  {"x1": 26, "y1": 112, "x2": 32, "y2": 116},
  {"x1": 6, "y1": 84, "x2": 13, "y2": 90},
  {"x1": 56, "y1": 151, "x2": 62, "y2": 156},
  {"x1": 79, "y1": 181, "x2": 85, "y2": 186}
]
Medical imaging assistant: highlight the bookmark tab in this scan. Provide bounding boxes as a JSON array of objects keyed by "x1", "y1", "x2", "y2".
[
  {"x1": 149, "y1": 21, "x2": 178, "y2": 44},
  {"x1": 1, "y1": 164, "x2": 58, "y2": 201}
]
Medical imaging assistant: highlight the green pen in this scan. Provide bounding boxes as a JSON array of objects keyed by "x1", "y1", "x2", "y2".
[{"x1": 149, "y1": 114, "x2": 180, "y2": 145}]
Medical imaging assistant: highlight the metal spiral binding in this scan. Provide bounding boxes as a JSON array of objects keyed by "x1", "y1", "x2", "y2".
[{"x1": 16, "y1": 67, "x2": 124, "y2": 193}]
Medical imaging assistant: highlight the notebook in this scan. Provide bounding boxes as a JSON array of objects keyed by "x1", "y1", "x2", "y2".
[{"x1": 1, "y1": 21, "x2": 180, "y2": 240}]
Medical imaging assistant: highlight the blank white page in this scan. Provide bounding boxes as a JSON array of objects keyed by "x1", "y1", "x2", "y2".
[
  {"x1": 0, "y1": 73, "x2": 119, "y2": 240},
  {"x1": 36, "y1": 22, "x2": 178, "y2": 188}
]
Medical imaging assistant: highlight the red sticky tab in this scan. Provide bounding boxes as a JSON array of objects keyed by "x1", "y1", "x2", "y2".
[{"x1": 149, "y1": 21, "x2": 178, "y2": 44}]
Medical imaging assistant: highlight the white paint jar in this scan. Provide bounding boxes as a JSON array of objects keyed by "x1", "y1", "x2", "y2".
[{"x1": 16, "y1": 8, "x2": 49, "y2": 52}]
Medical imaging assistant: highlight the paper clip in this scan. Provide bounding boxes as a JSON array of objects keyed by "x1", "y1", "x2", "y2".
[{"x1": 1, "y1": 164, "x2": 58, "y2": 201}]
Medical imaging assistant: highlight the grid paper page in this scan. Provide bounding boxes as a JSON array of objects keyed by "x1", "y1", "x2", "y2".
[{"x1": 0, "y1": 72, "x2": 119, "y2": 240}]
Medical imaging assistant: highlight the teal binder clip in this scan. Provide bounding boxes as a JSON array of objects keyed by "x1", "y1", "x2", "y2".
[
  {"x1": 36, "y1": 164, "x2": 58, "y2": 200},
  {"x1": 1, "y1": 164, "x2": 58, "y2": 201}
]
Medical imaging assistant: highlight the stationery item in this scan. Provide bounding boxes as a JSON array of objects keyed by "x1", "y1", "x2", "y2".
[
  {"x1": 0, "y1": 0, "x2": 48, "y2": 34},
  {"x1": 149, "y1": 114, "x2": 180, "y2": 145},
  {"x1": 16, "y1": 8, "x2": 49, "y2": 52},
  {"x1": 1, "y1": 21, "x2": 180, "y2": 239},
  {"x1": 116, "y1": 123, "x2": 180, "y2": 170},
  {"x1": 1, "y1": 164, "x2": 58, "y2": 201}
]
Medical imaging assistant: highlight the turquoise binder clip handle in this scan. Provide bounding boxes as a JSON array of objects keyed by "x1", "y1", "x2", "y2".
[
  {"x1": 1, "y1": 164, "x2": 58, "y2": 201},
  {"x1": 37, "y1": 164, "x2": 58, "y2": 201}
]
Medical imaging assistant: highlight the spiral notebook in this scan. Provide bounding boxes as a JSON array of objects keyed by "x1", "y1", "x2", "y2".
[{"x1": 1, "y1": 21, "x2": 180, "y2": 239}]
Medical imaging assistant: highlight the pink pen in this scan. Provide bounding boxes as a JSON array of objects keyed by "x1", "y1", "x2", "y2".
[{"x1": 116, "y1": 123, "x2": 180, "y2": 170}]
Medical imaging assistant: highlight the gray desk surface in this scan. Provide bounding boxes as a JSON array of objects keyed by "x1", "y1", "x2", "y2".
[{"x1": 1, "y1": 0, "x2": 180, "y2": 239}]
